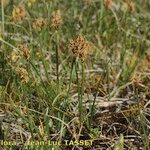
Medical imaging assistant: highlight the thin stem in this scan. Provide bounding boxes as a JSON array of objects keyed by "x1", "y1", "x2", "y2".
[
  {"x1": 1, "y1": 0, "x2": 5, "y2": 35},
  {"x1": 89, "y1": 75, "x2": 101, "y2": 128},
  {"x1": 80, "y1": 62, "x2": 85, "y2": 122},
  {"x1": 75, "y1": 60, "x2": 80, "y2": 113},
  {"x1": 75, "y1": 60, "x2": 85, "y2": 122},
  {"x1": 28, "y1": 60, "x2": 55, "y2": 105},
  {"x1": 56, "y1": 32, "x2": 59, "y2": 93},
  {"x1": 67, "y1": 58, "x2": 75, "y2": 96},
  {"x1": 58, "y1": 58, "x2": 75, "y2": 141}
]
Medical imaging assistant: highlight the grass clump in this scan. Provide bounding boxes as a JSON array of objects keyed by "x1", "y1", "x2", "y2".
[{"x1": 0, "y1": 0, "x2": 150, "y2": 150}]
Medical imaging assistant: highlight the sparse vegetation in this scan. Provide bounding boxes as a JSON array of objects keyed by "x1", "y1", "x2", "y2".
[{"x1": 0, "y1": 0, "x2": 150, "y2": 150}]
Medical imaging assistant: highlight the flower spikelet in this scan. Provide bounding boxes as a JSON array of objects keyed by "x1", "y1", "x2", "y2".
[
  {"x1": 32, "y1": 17, "x2": 47, "y2": 31},
  {"x1": 10, "y1": 50, "x2": 19, "y2": 62},
  {"x1": 12, "y1": 5, "x2": 26, "y2": 22},
  {"x1": 123, "y1": 0, "x2": 135, "y2": 12},
  {"x1": 69, "y1": 35, "x2": 91, "y2": 62},
  {"x1": 127, "y1": 1, "x2": 135, "y2": 12},
  {"x1": 16, "y1": 67, "x2": 29, "y2": 83},
  {"x1": 51, "y1": 10, "x2": 62, "y2": 29},
  {"x1": 83, "y1": 0, "x2": 92, "y2": 6},
  {"x1": 104, "y1": 0, "x2": 113, "y2": 9},
  {"x1": 19, "y1": 44, "x2": 30, "y2": 60}
]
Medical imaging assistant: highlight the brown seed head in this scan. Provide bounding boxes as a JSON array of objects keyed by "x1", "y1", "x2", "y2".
[
  {"x1": 10, "y1": 50, "x2": 19, "y2": 62},
  {"x1": 51, "y1": 10, "x2": 62, "y2": 29},
  {"x1": 127, "y1": 1, "x2": 135, "y2": 12},
  {"x1": 83, "y1": 0, "x2": 92, "y2": 6},
  {"x1": 32, "y1": 17, "x2": 47, "y2": 31},
  {"x1": 12, "y1": 5, "x2": 26, "y2": 22},
  {"x1": 19, "y1": 44, "x2": 30, "y2": 60},
  {"x1": 123, "y1": 0, "x2": 135, "y2": 12},
  {"x1": 131, "y1": 73, "x2": 142, "y2": 87},
  {"x1": 16, "y1": 67, "x2": 29, "y2": 83},
  {"x1": 69, "y1": 35, "x2": 91, "y2": 61},
  {"x1": 104, "y1": 0, "x2": 113, "y2": 9}
]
